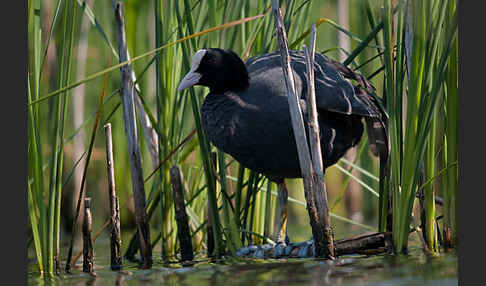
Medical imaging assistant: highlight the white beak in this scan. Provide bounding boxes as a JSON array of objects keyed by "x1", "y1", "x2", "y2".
[
  {"x1": 177, "y1": 68, "x2": 202, "y2": 91},
  {"x1": 178, "y1": 49, "x2": 207, "y2": 92}
]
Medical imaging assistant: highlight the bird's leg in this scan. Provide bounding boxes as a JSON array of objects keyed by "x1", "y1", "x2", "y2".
[{"x1": 274, "y1": 181, "x2": 290, "y2": 245}]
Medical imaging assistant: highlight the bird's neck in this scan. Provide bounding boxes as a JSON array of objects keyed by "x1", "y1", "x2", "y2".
[
  {"x1": 209, "y1": 86, "x2": 244, "y2": 94},
  {"x1": 200, "y1": 92, "x2": 238, "y2": 151},
  {"x1": 201, "y1": 92, "x2": 238, "y2": 120}
]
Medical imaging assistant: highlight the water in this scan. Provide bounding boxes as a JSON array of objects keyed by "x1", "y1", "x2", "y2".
[{"x1": 28, "y1": 236, "x2": 458, "y2": 285}]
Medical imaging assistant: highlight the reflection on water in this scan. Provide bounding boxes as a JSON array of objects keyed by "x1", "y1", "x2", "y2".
[
  {"x1": 28, "y1": 253, "x2": 458, "y2": 285},
  {"x1": 28, "y1": 236, "x2": 458, "y2": 286}
]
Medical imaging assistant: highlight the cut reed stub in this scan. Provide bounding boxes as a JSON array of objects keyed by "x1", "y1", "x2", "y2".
[
  {"x1": 170, "y1": 165, "x2": 194, "y2": 263},
  {"x1": 83, "y1": 198, "x2": 94, "y2": 273},
  {"x1": 443, "y1": 227, "x2": 453, "y2": 251},
  {"x1": 104, "y1": 123, "x2": 123, "y2": 270},
  {"x1": 110, "y1": 196, "x2": 122, "y2": 270}
]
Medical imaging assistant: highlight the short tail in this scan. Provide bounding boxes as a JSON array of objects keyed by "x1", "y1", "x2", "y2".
[
  {"x1": 358, "y1": 88, "x2": 389, "y2": 163},
  {"x1": 327, "y1": 58, "x2": 389, "y2": 163}
]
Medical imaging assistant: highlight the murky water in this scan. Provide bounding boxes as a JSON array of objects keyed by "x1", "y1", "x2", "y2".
[{"x1": 28, "y1": 235, "x2": 458, "y2": 286}]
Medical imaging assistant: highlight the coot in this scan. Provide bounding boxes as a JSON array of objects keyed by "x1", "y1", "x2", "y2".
[{"x1": 178, "y1": 48, "x2": 388, "y2": 246}]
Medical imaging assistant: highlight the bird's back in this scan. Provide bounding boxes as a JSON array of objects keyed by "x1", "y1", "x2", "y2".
[{"x1": 245, "y1": 50, "x2": 382, "y2": 118}]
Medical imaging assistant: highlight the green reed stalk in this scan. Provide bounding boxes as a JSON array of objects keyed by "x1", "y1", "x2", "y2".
[
  {"x1": 381, "y1": 0, "x2": 397, "y2": 234},
  {"x1": 263, "y1": 180, "x2": 273, "y2": 240},
  {"x1": 153, "y1": 0, "x2": 167, "y2": 260},
  {"x1": 47, "y1": 0, "x2": 73, "y2": 274},
  {"x1": 424, "y1": 109, "x2": 438, "y2": 252},
  {"x1": 28, "y1": 74, "x2": 44, "y2": 273},
  {"x1": 218, "y1": 151, "x2": 242, "y2": 253},
  {"x1": 444, "y1": 0, "x2": 458, "y2": 248},
  {"x1": 55, "y1": 0, "x2": 77, "y2": 271},
  {"x1": 380, "y1": 0, "x2": 457, "y2": 253},
  {"x1": 28, "y1": 0, "x2": 48, "y2": 273},
  {"x1": 234, "y1": 164, "x2": 245, "y2": 233},
  {"x1": 256, "y1": 179, "x2": 266, "y2": 244}
]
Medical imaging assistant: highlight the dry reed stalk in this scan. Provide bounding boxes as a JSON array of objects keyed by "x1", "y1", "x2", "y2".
[
  {"x1": 114, "y1": 2, "x2": 152, "y2": 268},
  {"x1": 271, "y1": 0, "x2": 334, "y2": 259}
]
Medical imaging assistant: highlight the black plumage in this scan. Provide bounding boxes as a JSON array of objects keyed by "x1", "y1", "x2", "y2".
[{"x1": 178, "y1": 48, "x2": 388, "y2": 184}]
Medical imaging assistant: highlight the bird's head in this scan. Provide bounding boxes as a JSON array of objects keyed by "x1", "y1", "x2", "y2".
[{"x1": 177, "y1": 48, "x2": 249, "y2": 94}]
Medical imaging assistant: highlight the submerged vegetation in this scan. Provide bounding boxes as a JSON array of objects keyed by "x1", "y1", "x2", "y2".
[{"x1": 28, "y1": 0, "x2": 458, "y2": 277}]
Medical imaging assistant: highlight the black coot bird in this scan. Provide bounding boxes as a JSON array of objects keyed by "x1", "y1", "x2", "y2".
[{"x1": 178, "y1": 48, "x2": 388, "y2": 246}]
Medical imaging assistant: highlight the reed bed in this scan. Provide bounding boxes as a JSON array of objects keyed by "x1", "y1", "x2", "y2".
[{"x1": 28, "y1": 0, "x2": 458, "y2": 276}]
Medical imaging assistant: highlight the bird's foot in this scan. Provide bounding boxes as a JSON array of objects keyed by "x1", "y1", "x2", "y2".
[{"x1": 274, "y1": 241, "x2": 292, "y2": 258}]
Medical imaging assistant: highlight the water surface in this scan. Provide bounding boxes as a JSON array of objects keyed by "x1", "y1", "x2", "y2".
[{"x1": 28, "y1": 236, "x2": 458, "y2": 286}]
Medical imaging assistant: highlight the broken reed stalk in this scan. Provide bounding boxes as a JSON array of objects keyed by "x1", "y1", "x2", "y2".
[
  {"x1": 114, "y1": 2, "x2": 152, "y2": 268},
  {"x1": 83, "y1": 198, "x2": 94, "y2": 273},
  {"x1": 334, "y1": 232, "x2": 393, "y2": 256},
  {"x1": 271, "y1": 0, "x2": 334, "y2": 259},
  {"x1": 104, "y1": 123, "x2": 123, "y2": 270},
  {"x1": 72, "y1": 219, "x2": 110, "y2": 266},
  {"x1": 170, "y1": 165, "x2": 194, "y2": 262},
  {"x1": 303, "y1": 24, "x2": 334, "y2": 257}
]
